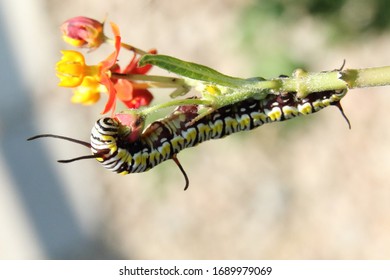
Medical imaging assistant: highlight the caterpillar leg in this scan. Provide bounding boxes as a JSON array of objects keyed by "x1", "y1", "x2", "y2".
[{"x1": 172, "y1": 154, "x2": 190, "y2": 191}]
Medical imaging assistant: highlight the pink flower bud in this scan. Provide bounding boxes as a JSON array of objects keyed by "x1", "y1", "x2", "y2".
[
  {"x1": 115, "y1": 112, "x2": 146, "y2": 142},
  {"x1": 61, "y1": 16, "x2": 105, "y2": 49}
]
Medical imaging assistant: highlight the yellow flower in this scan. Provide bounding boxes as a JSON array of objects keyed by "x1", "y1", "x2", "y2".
[
  {"x1": 71, "y1": 76, "x2": 106, "y2": 105},
  {"x1": 56, "y1": 50, "x2": 100, "y2": 87}
]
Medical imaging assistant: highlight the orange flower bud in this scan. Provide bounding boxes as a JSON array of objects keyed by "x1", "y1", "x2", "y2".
[{"x1": 61, "y1": 16, "x2": 105, "y2": 49}]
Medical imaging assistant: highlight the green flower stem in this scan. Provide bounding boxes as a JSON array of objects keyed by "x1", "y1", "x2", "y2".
[
  {"x1": 137, "y1": 98, "x2": 213, "y2": 117},
  {"x1": 250, "y1": 66, "x2": 390, "y2": 99},
  {"x1": 105, "y1": 37, "x2": 147, "y2": 55},
  {"x1": 138, "y1": 52, "x2": 390, "y2": 104},
  {"x1": 119, "y1": 42, "x2": 148, "y2": 56},
  {"x1": 115, "y1": 64, "x2": 390, "y2": 120},
  {"x1": 111, "y1": 73, "x2": 188, "y2": 87},
  {"x1": 277, "y1": 69, "x2": 347, "y2": 98},
  {"x1": 138, "y1": 53, "x2": 390, "y2": 99},
  {"x1": 342, "y1": 66, "x2": 390, "y2": 88}
]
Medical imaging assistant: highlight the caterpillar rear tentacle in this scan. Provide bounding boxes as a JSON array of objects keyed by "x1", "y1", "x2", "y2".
[
  {"x1": 172, "y1": 154, "x2": 189, "y2": 191},
  {"x1": 28, "y1": 88, "x2": 349, "y2": 190},
  {"x1": 333, "y1": 101, "x2": 351, "y2": 129}
]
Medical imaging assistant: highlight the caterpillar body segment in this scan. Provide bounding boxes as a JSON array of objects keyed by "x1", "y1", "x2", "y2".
[{"x1": 90, "y1": 89, "x2": 348, "y2": 189}]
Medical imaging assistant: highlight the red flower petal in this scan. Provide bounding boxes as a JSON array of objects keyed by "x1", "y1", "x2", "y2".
[
  {"x1": 114, "y1": 79, "x2": 134, "y2": 101},
  {"x1": 100, "y1": 35, "x2": 121, "y2": 70},
  {"x1": 121, "y1": 89, "x2": 153, "y2": 109},
  {"x1": 122, "y1": 52, "x2": 138, "y2": 74},
  {"x1": 122, "y1": 49, "x2": 157, "y2": 75},
  {"x1": 109, "y1": 21, "x2": 120, "y2": 37},
  {"x1": 133, "y1": 49, "x2": 157, "y2": 74},
  {"x1": 100, "y1": 23, "x2": 121, "y2": 71},
  {"x1": 100, "y1": 74, "x2": 117, "y2": 114}
]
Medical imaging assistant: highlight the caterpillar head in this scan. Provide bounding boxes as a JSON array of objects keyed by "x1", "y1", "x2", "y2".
[{"x1": 26, "y1": 114, "x2": 145, "y2": 164}]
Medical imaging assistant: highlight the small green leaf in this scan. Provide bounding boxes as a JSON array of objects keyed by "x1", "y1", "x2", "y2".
[{"x1": 139, "y1": 54, "x2": 247, "y2": 87}]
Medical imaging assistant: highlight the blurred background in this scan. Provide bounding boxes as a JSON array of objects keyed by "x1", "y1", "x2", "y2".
[{"x1": 1, "y1": 0, "x2": 390, "y2": 259}]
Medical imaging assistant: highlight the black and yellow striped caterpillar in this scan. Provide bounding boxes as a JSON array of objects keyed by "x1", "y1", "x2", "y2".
[{"x1": 28, "y1": 89, "x2": 349, "y2": 190}]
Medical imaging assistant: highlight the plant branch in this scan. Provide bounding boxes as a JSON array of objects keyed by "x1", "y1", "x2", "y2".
[
  {"x1": 111, "y1": 73, "x2": 187, "y2": 87},
  {"x1": 105, "y1": 37, "x2": 147, "y2": 55},
  {"x1": 249, "y1": 66, "x2": 390, "y2": 99},
  {"x1": 342, "y1": 66, "x2": 390, "y2": 88},
  {"x1": 141, "y1": 98, "x2": 212, "y2": 116}
]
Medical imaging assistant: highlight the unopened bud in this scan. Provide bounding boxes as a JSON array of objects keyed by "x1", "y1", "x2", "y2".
[{"x1": 61, "y1": 16, "x2": 105, "y2": 49}]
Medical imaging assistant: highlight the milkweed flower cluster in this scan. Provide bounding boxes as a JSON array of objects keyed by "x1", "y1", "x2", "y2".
[{"x1": 57, "y1": 16, "x2": 158, "y2": 114}]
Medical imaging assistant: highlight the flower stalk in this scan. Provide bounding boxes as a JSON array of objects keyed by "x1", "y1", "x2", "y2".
[
  {"x1": 104, "y1": 37, "x2": 148, "y2": 56},
  {"x1": 262, "y1": 66, "x2": 390, "y2": 99},
  {"x1": 111, "y1": 73, "x2": 187, "y2": 87},
  {"x1": 342, "y1": 66, "x2": 390, "y2": 89},
  {"x1": 139, "y1": 98, "x2": 212, "y2": 116}
]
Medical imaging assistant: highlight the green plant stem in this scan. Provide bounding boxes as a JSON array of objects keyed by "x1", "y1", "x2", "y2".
[
  {"x1": 111, "y1": 73, "x2": 187, "y2": 87},
  {"x1": 278, "y1": 70, "x2": 346, "y2": 98},
  {"x1": 138, "y1": 53, "x2": 390, "y2": 99},
  {"x1": 119, "y1": 42, "x2": 148, "y2": 56},
  {"x1": 251, "y1": 66, "x2": 390, "y2": 99},
  {"x1": 105, "y1": 37, "x2": 147, "y2": 55},
  {"x1": 342, "y1": 66, "x2": 390, "y2": 88},
  {"x1": 132, "y1": 98, "x2": 213, "y2": 117},
  {"x1": 115, "y1": 65, "x2": 390, "y2": 119}
]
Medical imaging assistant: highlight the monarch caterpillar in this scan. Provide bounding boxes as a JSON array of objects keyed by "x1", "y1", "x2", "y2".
[{"x1": 28, "y1": 89, "x2": 349, "y2": 190}]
